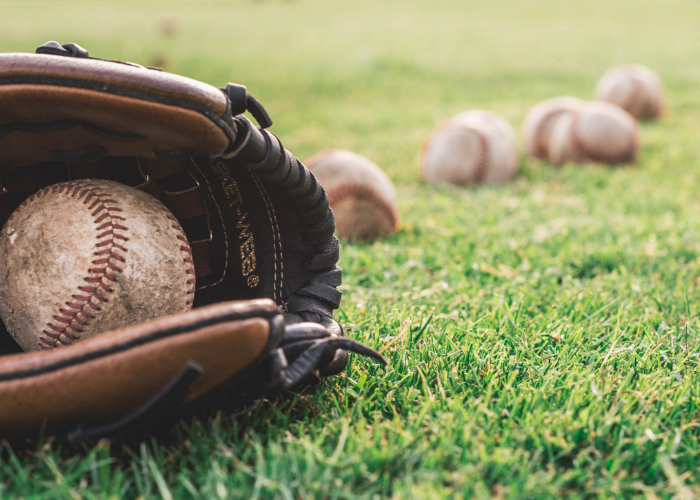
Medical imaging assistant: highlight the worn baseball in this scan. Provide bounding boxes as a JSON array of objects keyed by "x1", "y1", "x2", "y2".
[
  {"x1": 522, "y1": 96, "x2": 583, "y2": 159},
  {"x1": 596, "y1": 64, "x2": 664, "y2": 120},
  {"x1": 305, "y1": 150, "x2": 399, "y2": 242},
  {"x1": 548, "y1": 101, "x2": 639, "y2": 166},
  {"x1": 0, "y1": 180, "x2": 195, "y2": 352},
  {"x1": 420, "y1": 110, "x2": 518, "y2": 185}
]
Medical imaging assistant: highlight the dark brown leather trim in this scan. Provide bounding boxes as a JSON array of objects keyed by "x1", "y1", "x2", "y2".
[
  {"x1": 0, "y1": 54, "x2": 228, "y2": 115},
  {"x1": 0, "y1": 85, "x2": 232, "y2": 165},
  {"x1": 0, "y1": 76, "x2": 233, "y2": 141}
]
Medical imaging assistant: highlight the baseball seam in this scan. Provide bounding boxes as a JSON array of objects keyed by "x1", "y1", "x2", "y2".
[
  {"x1": 470, "y1": 127, "x2": 490, "y2": 185},
  {"x1": 569, "y1": 112, "x2": 590, "y2": 164},
  {"x1": 420, "y1": 123, "x2": 491, "y2": 185},
  {"x1": 419, "y1": 124, "x2": 448, "y2": 182},
  {"x1": 621, "y1": 77, "x2": 643, "y2": 118},
  {"x1": 5, "y1": 182, "x2": 129, "y2": 350},
  {"x1": 530, "y1": 109, "x2": 565, "y2": 159},
  {"x1": 3, "y1": 181, "x2": 196, "y2": 351},
  {"x1": 633, "y1": 75, "x2": 661, "y2": 119},
  {"x1": 570, "y1": 111, "x2": 637, "y2": 165},
  {"x1": 327, "y1": 185, "x2": 399, "y2": 229},
  {"x1": 162, "y1": 211, "x2": 196, "y2": 306}
]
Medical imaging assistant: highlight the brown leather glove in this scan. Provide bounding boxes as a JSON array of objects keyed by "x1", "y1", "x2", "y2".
[{"x1": 0, "y1": 42, "x2": 386, "y2": 442}]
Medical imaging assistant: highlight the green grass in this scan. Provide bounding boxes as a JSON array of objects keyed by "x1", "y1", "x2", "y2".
[{"x1": 2, "y1": 0, "x2": 700, "y2": 498}]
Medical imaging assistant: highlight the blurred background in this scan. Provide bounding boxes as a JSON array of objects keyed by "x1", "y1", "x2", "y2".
[
  {"x1": 3, "y1": 0, "x2": 699, "y2": 186},
  {"x1": 4, "y1": 2, "x2": 700, "y2": 497}
]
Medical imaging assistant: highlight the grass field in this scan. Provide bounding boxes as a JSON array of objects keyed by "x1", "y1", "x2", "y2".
[{"x1": 2, "y1": 0, "x2": 700, "y2": 498}]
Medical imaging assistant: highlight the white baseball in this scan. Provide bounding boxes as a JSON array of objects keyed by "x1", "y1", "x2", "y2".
[
  {"x1": 548, "y1": 101, "x2": 639, "y2": 166},
  {"x1": 305, "y1": 150, "x2": 399, "y2": 242},
  {"x1": 596, "y1": 64, "x2": 664, "y2": 120},
  {"x1": 420, "y1": 110, "x2": 518, "y2": 185},
  {"x1": 0, "y1": 180, "x2": 195, "y2": 352},
  {"x1": 521, "y1": 97, "x2": 583, "y2": 159}
]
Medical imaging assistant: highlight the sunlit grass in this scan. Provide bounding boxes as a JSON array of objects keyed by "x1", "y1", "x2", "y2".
[{"x1": 2, "y1": 0, "x2": 700, "y2": 498}]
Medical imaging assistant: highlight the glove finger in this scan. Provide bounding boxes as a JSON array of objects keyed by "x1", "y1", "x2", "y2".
[{"x1": 0, "y1": 299, "x2": 281, "y2": 439}]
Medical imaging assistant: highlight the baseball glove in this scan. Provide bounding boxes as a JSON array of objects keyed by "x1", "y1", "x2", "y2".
[{"x1": 0, "y1": 42, "x2": 386, "y2": 442}]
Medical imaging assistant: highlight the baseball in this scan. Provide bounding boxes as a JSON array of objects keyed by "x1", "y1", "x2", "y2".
[
  {"x1": 521, "y1": 96, "x2": 583, "y2": 159},
  {"x1": 420, "y1": 110, "x2": 519, "y2": 185},
  {"x1": 305, "y1": 150, "x2": 399, "y2": 242},
  {"x1": 595, "y1": 64, "x2": 664, "y2": 120},
  {"x1": 0, "y1": 180, "x2": 195, "y2": 352},
  {"x1": 548, "y1": 101, "x2": 639, "y2": 166}
]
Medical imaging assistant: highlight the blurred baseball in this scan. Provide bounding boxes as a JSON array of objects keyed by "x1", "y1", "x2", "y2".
[
  {"x1": 305, "y1": 150, "x2": 399, "y2": 242},
  {"x1": 420, "y1": 110, "x2": 518, "y2": 185},
  {"x1": 548, "y1": 101, "x2": 639, "y2": 166},
  {"x1": 0, "y1": 180, "x2": 195, "y2": 352},
  {"x1": 596, "y1": 64, "x2": 664, "y2": 120},
  {"x1": 522, "y1": 96, "x2": 583, "y2": 159}
]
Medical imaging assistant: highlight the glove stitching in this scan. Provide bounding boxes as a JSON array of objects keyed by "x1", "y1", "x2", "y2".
[
  {"x1": 187, "y1": 158, "x2": 229, "y2": 290},
  {"x1": 250, "y1": 171, "x2": 284, "y2": 306}
]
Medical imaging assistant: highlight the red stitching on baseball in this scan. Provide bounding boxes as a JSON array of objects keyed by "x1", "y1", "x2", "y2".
[
  {"x1": 163, "y1": 212, "x2": 196, "y2": 303},
  {"x1": 2, "y1": 181, "x2": 196, "y2": 349},
  {"x1": 327, "y1": 185, "x2": 399, "y2": 230},
  {"x1": 17, "y1": 181, "x2": 131, "y2": 349},
  {"x1": 419, "y1": 122, "x2": 490, "y2": 185},
  {"x1": 568, "y1": 112, "x2": 588, "y2": 164},
  {"x1": 531, "y1": 107, "x2": 572, "y2": 159},
  {"x1": 470, "y1": 127, "x2": 490, "y2": 185}
]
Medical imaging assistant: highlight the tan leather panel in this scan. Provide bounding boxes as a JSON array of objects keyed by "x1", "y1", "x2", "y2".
[
  {"x1": 0, "y1": 299, "x2": 277, "y2": 436},
  {"x1": 0, "y1": 54, "x2": 228, "y2": 116},
  {"x1": 0, "y1": 85, "x2": 231, "y2": 165},
  {"x1": 0, "y1": 318, "x2": 269, "y2": 435},
  {"x1": 0, "y1": 298, "x2": 276, "y2": 375}
]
